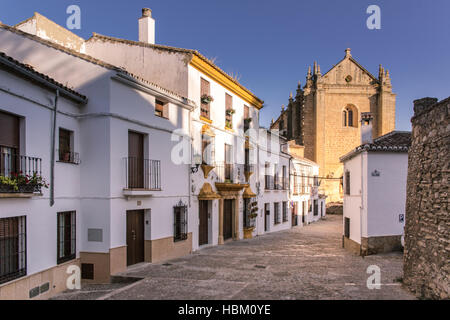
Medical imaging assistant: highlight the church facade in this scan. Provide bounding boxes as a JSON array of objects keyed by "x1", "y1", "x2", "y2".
[{"x1": 271, "y1": 49, "x2": 396, "y2": 202}]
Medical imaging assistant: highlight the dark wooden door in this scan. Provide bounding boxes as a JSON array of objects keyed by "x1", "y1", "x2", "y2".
[
  {"x1": 264, "y1": 203, "x2": 270, "y2": 232},
  {"x1": 128, "y1": 131, "x2": 144, "y2": 188},
  {"x1": 126, "y1": 210, "x2": 144, "y2": 266},
  {"x1": 223, "y1": 199, "x2": 233, "y2": 240},
  {"x1": 199, "y1": 200, "x2": 209, "y2": 246}
]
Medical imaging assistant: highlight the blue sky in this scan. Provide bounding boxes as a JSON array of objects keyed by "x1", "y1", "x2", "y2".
[{"x1": 1, "y1": 0, "x2": 449, "y2": 130}]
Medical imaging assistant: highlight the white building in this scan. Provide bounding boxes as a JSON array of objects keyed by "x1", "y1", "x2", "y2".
[
  {"x1": 288, "y1": 141, "x2": 325, "y2": 226},
  {"x1": 0, "y1": 18, "x2": 196, "y2": 297},
  {"x1": 340, "y1": 113, "x2": 411, "y2": 255},
  {"x1": 255, "y1": 130, "x2": 291, "y2": 235},
  {"x1": 0, "y1": 51, "x2": 87, "y2": 299}
]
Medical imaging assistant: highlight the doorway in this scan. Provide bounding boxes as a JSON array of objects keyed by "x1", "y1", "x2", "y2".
[
  {"x1": 199, "y1": 200, "x2": 209, "y2": 246},
  {"x1": 126, "y1": 210, "x2": 144, "y2": 266},
  {"x1": 128, "y1": 131, "x2": 144, "y2": 188},
  {"x1": 223, "y1": 199, "x2": 233, "y2": 240},
  {"x1": 264, "y1": 203, "x2": 270, "y2": 232}
]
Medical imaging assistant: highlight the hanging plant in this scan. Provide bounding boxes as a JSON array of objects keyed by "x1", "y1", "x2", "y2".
[
  {"x1": 226, "y1": 108, "x2": 235, "y2": 116},
  {"x1": 244, "y1": 117, "x2": 252, "y2": 124},
  {"x1": 225, "y1": 119, "x2": 233, "y2": 129},
  {"x1": 201, "y1": 94, "x2": 214, "y2": 104}
]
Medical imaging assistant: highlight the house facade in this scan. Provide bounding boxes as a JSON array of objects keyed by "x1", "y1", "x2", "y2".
[
  {"x1": 288, "y1": 141, "x2": 324, "y2": 226},
  {"x1": 340, "y1": 113, "x2": 411, "y2": 255},
  {"x1": 0, "y1": 51, "x2": 87, "y2": 299}
]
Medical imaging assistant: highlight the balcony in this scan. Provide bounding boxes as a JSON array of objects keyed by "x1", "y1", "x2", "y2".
[
  {"x1": 0, "y1": 154, "x2": 44, "y2": 197},
  {"x1": 214, "y1": 162, "x2": 247, "y2": 192},
  {"x1": 123, "y1": 157, "x2": 161, "y2": 198},
  {"x1": 265, "y1": 175, "x2": 274, "y2": 190},
  {"x1": 57, "y1": 149, "x2": 80, "y2": 165}
]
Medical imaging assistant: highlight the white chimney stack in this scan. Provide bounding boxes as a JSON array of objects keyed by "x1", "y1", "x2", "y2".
[
  {"x1": 360, "y1": 112, "x2": 373, "y2": 145},
  {"x1": 139, "y1": 8, "x2": 155, "y2": 44}
]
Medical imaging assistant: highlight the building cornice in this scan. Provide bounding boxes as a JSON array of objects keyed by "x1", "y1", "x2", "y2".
[{"x1": 189, "y1": 55, "x2": 264, "y2": 109}]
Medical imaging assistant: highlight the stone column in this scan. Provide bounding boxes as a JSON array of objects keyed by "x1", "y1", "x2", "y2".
[
  {"x1": 218, "y1": 198, "x2": 224, "y2": 245},
  {"x1": 234, "y1": 197, "x2": 240, "y2": 240}
]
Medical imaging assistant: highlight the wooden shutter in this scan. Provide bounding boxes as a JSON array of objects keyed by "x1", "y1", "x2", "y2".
[
  {"x1": 244, "y1": 105, "x2": 249, "y2": 119},
  {"x1": 225, "y1": 94, "x2": 232, "y2": 111},
  {"x1": 0, "y1": 111, "x2": 20, "y2": 149},
  {"x1": 200, "y1": 78, "x2": 210, "y2": 119}
]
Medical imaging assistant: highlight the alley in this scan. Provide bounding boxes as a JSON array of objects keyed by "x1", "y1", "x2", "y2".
[{"x1": 52, "y1": 215, "x2": 416, "y2": 300}]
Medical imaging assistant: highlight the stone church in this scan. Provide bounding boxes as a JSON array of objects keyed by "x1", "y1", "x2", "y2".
[{"x1": 271, "y1": 49, "x2": 396, "y2": 202}]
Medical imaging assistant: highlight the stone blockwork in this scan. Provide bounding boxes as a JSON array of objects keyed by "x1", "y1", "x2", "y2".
[{"x1": 404, "y1": 97, "x2": 450, "y2": 299}]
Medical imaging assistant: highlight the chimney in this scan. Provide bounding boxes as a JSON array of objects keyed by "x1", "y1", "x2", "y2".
[
  {"x1": 413, "y1": 97, "x2": 438, "y2": 116},
  {"x1": 139, "y1": 8, "x2": 155, "y2": 44},
  {"x1": 360, "y1": 112, "x2": 373, "y2": 145}
]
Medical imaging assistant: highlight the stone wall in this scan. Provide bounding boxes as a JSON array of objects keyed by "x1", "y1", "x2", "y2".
[{"x1": 403, "y1": 97, "x2": 450, "y2": 299}]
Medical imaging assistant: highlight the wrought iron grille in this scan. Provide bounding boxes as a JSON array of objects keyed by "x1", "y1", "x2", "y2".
[
  {"x1": 57, "y1": 211, "x2": 76, "y2": 264},
  {"x1": 0, "y1": 216, "x2": 26, "y2": 285},
  {"x1": 282, "y1": 202, "x2": 288, "y2": 222},
  {"x1": 57, "y1": 150, "x2": 80, "y2": 165},
  {"x1": 274, "y1": 202, "x2": 281, "y2": 225},
  {"x1": 125, "y1": 157, "x2": 161, "y2": 190},
  {"x1": 174, "y1": 201, "x2": 188, "y2": 242}
]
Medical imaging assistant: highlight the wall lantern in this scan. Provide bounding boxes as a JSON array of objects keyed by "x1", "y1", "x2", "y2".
[
  {"x1": 371, "y1": 170, "x2": 380, "y2": 177},
  {"x1": 191, "y1": 154, "x2": 202, "y2": 173}
]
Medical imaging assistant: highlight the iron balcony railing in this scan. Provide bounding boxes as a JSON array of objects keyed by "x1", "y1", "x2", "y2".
[
  {"x1": 265, "y1": 175, "x2": 274, "y2": 190},
  {"x1": 0, "y1": 153, "x2": 43, "y2": 193},
  {"x1": 215, "y1": 162, "x2": 235, "y2": 184},
  {"x1": 125, "y1": 157, "x2": 161, "y2": 190},
  {"x1": 57, "y1": 149, "x2": 80, "y2": 165}
]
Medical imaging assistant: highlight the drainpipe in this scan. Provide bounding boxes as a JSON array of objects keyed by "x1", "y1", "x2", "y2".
[
  {"x1": 50, "y1": 90, "x2": 59, "y2": 207},
  {"x1": 360, "y1": 151, "x2": 365, "y2": 256}
]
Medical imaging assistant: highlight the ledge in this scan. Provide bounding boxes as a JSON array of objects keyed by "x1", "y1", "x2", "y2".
[
  {"x1": 0, "y1": 192, "x2": 42, "y2": 198},
  {"x1": 215, "y1": 182, "x2": 247, "y2": 192},
  {"x1": 123, "y1": 188, "x2": 161, "y2": 198},
  {"x1": 200, "y1": 116, "x2": 213, "y2": 124}
]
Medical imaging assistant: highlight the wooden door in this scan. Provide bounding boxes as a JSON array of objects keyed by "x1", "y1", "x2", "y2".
[
  {"x1": 199, "y1": 200, "x2": 209, "y2": 246},
  {"x1": 126, "y1": 210, "x2": 144, "y2": 266},
  {"x1": 223, "y1": 199, "x2": 233, "y2": 240},
  {"x1": 264, "y1": 203, "x2": 270, "y2": 232},
  {"x1": 128, "y1": 131, "x2": 144, "y2": 188},
  {"x1": 291, "y1": 202, "x2": 296, "y2": 227}
]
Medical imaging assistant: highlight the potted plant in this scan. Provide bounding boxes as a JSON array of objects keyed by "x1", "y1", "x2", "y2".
[
  {"x1": 201, "y1": 94, "x2": 214, "y2": 105},
  {"x1": 226, "y1": 109, "x2": 235, "y2": 116},
  {"x1": 0, "y1": 172, "x2": 49, "y2": 194},
  {"x1": 225, "y1": 120, "x2": 233, "y2": 129}
]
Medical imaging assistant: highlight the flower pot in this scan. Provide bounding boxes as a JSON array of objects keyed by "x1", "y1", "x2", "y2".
[{"x1": 243, "y1": 226, "x2": 255, "y2": 239}]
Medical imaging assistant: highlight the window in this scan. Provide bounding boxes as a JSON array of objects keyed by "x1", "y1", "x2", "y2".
[
  {"x1": 308, "y1": 200, "x2": 312, "y2": 212},
  {"x1": 155, "y1": 99, "x2": 169, "y2": 119},
  {"x1": 225, "y1": 93, "x2": 233, "y2": 129},
  {"x1": 224, "y1": 143, "x2": 233, "y2": 182},
  {"x1": 0, "y1": 216, "x2": 26, "y2": 285},
  {"x1": 58, "y1": 128, "x2": 79, "y2": 164},
  {"x1": 265, "y1": 162, "x2": 273, "y2": 190},
  {"x1": 173, "y1": 203, "x2": 188, "y2": 242},
  {"x1": 344, "y1": 217, "x2": 350, "y2": 238},
  {"x1": 244, "y1": 105, "x2": 250, "y2": 131},
  {"x1": 57, "y1": 211, "x2": 76, "y2": 264},
  {"x1": 345, "y1": 171, "x2": 351, "y2": 195},
  {"x1": 343, "y1": 106, "x2": 357, "y2": 127},
  {"x1": 200, "y1": 78, "x2": 211, "y2": 119},
  {"x1": 282, "y1": 202, "x2": 288, "y2": 222},
  {"x1": 201, "y1": 134, "x2": 215, "y2": 165},
  {"x1": 274, "y1": 202, "x2": 281, "y2": 225},
  {"x1": 282, "y1": 166, "x2": 287, "y2": 190}
]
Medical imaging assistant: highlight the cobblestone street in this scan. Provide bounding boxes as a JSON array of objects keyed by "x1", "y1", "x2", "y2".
[{"x1": 52, "y1": 215, "x2": 416, "y2": 300}]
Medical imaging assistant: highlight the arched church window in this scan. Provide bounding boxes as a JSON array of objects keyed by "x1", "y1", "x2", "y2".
[
  {"x1": 348, "y1": 109, "x2": 353, "y2": 127},
  {"x1": 343, "y1": 105, "x2": 357, "y2": 128}
]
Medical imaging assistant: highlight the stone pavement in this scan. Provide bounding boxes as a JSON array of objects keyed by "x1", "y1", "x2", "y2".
[{"x1": 52, "y1": 215, "x2": 416, "y2": 300}]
